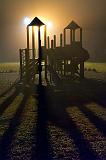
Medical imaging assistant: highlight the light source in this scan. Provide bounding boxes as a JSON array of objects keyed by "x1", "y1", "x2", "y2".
[{"x1": 23, "y1": 17, "x2": 31, "y2": 26}]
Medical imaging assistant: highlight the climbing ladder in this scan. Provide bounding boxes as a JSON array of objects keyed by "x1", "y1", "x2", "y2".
[{"x1": 19, "y1": 49, "x2": 38, "y2": 85}]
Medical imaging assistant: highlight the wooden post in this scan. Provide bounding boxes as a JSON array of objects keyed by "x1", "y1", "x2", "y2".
[
  {"x1": 45, "y1": 56, "x2": 47, "y2": 81},
  {"x1": 38, "y1": 26, "x2": 42, "y2": 86},
  {"x1": 64, "y1": 29, "x2": 66, "y2": 46},
  {"x1": 32, "y1": 26, "x2": 35, "y2": 82},
  {"x1": 64, "y1": 60, "x2": 66, "y2": 76},
  {"x1": 26, "y1": 26, "x2": 30, "y2": 83},
  {"x1": 51, "y1": 40, "x2": 54, "y2": 49},
  {"x1": 49, "y1": 57, "x2": 52, "y2": 83},
  {"x1": 66, "y1": 60, "x2": 68, "y2": 75},
  {"x1": 80, "y1": 61, "x2": 84, "y2": 78},
  {"x1": 61, "y1": 60, "x2": 63, "y2": 76},
  {"x1": 80, "y1": 28, "x2": 82, "y2": 47},
  {"x1": 32, "y1": 26, "x2": 35, "y2": 60},
  {"x1": 54, "y1": 35, "x2": 56, "y2": 48},
  {"x1": 60, "y1": 33, "x2": 63, "y2": 47},
  {"x1": 47, "y1": 36, "x2": 50, "y2": 49},
  {"x1": 44, "y1": 25, "x2": 47, "y2": 48},
  {"x1": 19, "y1": 49, "x2": 23, "y2": 81},
  {"x1": 27, "y1": 26, "x2": 29, "y2": 50},
  {"x1": 25, "y1": 49, "x2": 30, "y2": 84},
  {"x1": 73, "y1": 29, "x2": 75, "y2": 42},
  {"x1": 70, "y1": 29, "x2": 72, "y2": 45},
  {"x1": 44, "y1": 26, "x2": 47, "y2": 81}
]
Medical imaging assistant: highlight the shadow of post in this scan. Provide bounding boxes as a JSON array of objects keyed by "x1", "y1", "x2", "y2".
[
  {"x1": 0, "y1": 90, "x2": 18, "y2": 116},
  {"x1": 45, "y1": 88, "x2": 99, "y2": 160},
  {"x1": 0, "y1": 94, "x2": 28, "y2": 160},
  {"x1": 78, "y1": 104, "x2": 106, "y2": 137},
  {"x1": 32, "y1": 85, "x2": 53, "y2": 160}
]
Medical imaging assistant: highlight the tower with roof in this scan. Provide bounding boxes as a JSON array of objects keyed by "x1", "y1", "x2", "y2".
[{"x1": 19, "y1": 17, "x2": 89, "y2": 87}]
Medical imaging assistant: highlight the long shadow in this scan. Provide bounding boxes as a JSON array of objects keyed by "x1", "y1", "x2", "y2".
[
  {"x1": 0, "y1": 78, "x2": 105, "y2": 159},
  {"x1": 0, "y1": 78, "x2": 20, "y2": 98},
  {"x1": 31, "y1": 78, "x2": 106, "y2": 159},
  {"x1": 32, "y1": 83, "x2": 104, "y2": 160},
  {"x1": 46, "y1": 89, "x2": 99, "y2": 160},
  {"x1": 78, "y1": 104, "x2": 106, "y2": 137},
  {"x1": 0, "y1": 90, "x2": 18, "y2": 116},
  {"x1": 32, "y1": 86, "x2": 53, "y2": 160},
  {"x1": 0, "y1": 94, "x2": 28, "y2": 160}
]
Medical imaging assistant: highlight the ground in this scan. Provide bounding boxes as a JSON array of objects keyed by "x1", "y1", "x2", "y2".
[{"x1": 0, "y1": 71, "x2": 106, "y2": 160}]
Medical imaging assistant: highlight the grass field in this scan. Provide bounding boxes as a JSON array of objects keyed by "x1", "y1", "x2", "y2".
[
  {"x1": 0, "y1": 63, "x2": 19, "y2": 95},
  {"x1": 0, "y1": 62, "x2": 106, "y2": 72},
  {"x1": 0, "y1": 62, "x2": 106, "y2": 95},
  {"x1": 0, "y1": 82, "x2": 105, "y2": 159},
  {"x1": 85, "y1": 62, "x2": 106, "y2": 73},
  {"x1": 0, "y1": 62, "x2": 106, "y2": 159},
  {"x1": 0, "y1": 62, "x2": 19, "y2": 72},
  {"x1": 0, "y1": 62, "x2": 106, "y2": 73}
]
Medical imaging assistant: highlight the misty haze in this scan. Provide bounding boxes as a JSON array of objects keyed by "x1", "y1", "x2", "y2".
[
  {"x1": 0, "y1": 0, "x2": 106, "y2": 62},
  {"x1": 0, "y1": 0, "x2": 106, "y2": 160}
]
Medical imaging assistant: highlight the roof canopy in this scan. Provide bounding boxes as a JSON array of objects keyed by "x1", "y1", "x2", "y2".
[
  {"x1": 28, "y1": 17, "x2": 45, "y2": 26},
  {"x1": 65, "y1": 20, "x2": 80, "y2": 30}
]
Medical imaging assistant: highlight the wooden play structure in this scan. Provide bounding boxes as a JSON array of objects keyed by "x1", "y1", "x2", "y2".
[{"x1": 19, "y1": 17, "x2": 89, "y2": 86}]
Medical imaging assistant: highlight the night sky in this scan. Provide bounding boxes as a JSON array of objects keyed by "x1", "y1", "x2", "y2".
[{"x1": 0, "y1": 0, "x2": 106, "y2": 62}]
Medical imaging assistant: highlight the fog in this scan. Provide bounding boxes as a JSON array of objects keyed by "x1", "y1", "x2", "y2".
[{"x1": 0, "y1": 0, "x2": 106, "y2": 62}]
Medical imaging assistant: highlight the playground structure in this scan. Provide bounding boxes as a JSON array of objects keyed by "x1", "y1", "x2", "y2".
[{"x1": 19, "y1": 17, "x2": 89, "y2": 86}]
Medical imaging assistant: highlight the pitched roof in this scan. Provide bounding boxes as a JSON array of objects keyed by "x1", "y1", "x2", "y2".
[
  {"x1": 65, "y1": 20, "x2": 80, "y2": 29},
  {"x1": 28, "y1": 17, "x2": 45, "y2": 26}
]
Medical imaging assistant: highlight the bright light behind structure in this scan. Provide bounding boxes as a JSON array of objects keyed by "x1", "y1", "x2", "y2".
[
  {"x1": 23, "y1": 17, "x2": 31, "y2": 26},
  {"x1": 47, "y1": 21, "x2": 53, "y2": 29}
]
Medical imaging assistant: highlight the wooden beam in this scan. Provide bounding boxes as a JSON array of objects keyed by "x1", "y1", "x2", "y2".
[
  {"x1": 60, "y1": 33, "x2": 63, "y2": 47},
  {"x1": 25, "y1": 49, "x2": 30, "y2": 84},
  {"x1": 70, "y1": 29, "x2": 72, "y2": 45},
  {"x1": 38, "y1": 26, "x2": 42, "y2": 86},
  {"x1": 64, "y1": 60, "x2": 66, "y2": 76},
  {"x1": 64, "y1": 29, "x2": 66, "y2": 46},
  {"x1": 73, "y1": 29, "x2": 75, "y2": 42},
  {"x1": 54, "y1": 35, "x2": 56, "y2": 48},
  {"x1": 47, "y1": 36, "x2": 50, "y2": 49},
  {"x1": 32, "y1": 26, "x2": 35, "y2": 60},
  {"x1": 44, "y1": 25, "x2": 47, "y2": 48},
  {"x1": 44, "y1": 26, "x2": 47, "y2": 80},
  {"x1": 51, "y1": 39, "x2": 54, "y2": 49},
  {"x1": 27, "y1": 26, "x2": 29, "y2": 50}
]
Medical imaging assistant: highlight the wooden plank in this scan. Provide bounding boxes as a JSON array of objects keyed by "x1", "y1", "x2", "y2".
[
  {"x1": 44, "y1": 25, "x2": 47, "y2": 48},
  {"x1": 51, "y1": 40, "x2": 54, "y2": 49},
  {"x1": 64, "y1": 29, "x2": 66, "y2": 46},
  {"x1": 54, "y1": 35, "x2": 56, "y2": 48},
  {"x1": 60, "y1": 33, "x2": 63, "y2": 47},
  {"x1": 27, "y1": 26, "x2": 29, "y2": 50},
  {"x1": 47, "y1": 36, "x2": 50, "y2": 49}
]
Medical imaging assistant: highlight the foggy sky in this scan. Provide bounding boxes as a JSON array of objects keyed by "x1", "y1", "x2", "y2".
[{"x1": 0, "y1": 0, "x2": 106, "y2": 62}]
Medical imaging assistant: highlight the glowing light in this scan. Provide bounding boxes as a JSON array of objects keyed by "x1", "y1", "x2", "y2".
[
  {"x1": 23, "y1": 17, "x2": 31, "y2": 26},
  {"x1": 47, "y1": 21, "x2": 53, "y2": 29}
]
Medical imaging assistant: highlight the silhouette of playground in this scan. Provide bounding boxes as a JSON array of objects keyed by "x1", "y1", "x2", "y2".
[
  {"x1": 0, "y1": 17, "x2": 106, "y2": 160},
  {"x1": 19, "y1": 17, "x2": 89, "y2": 87}
]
